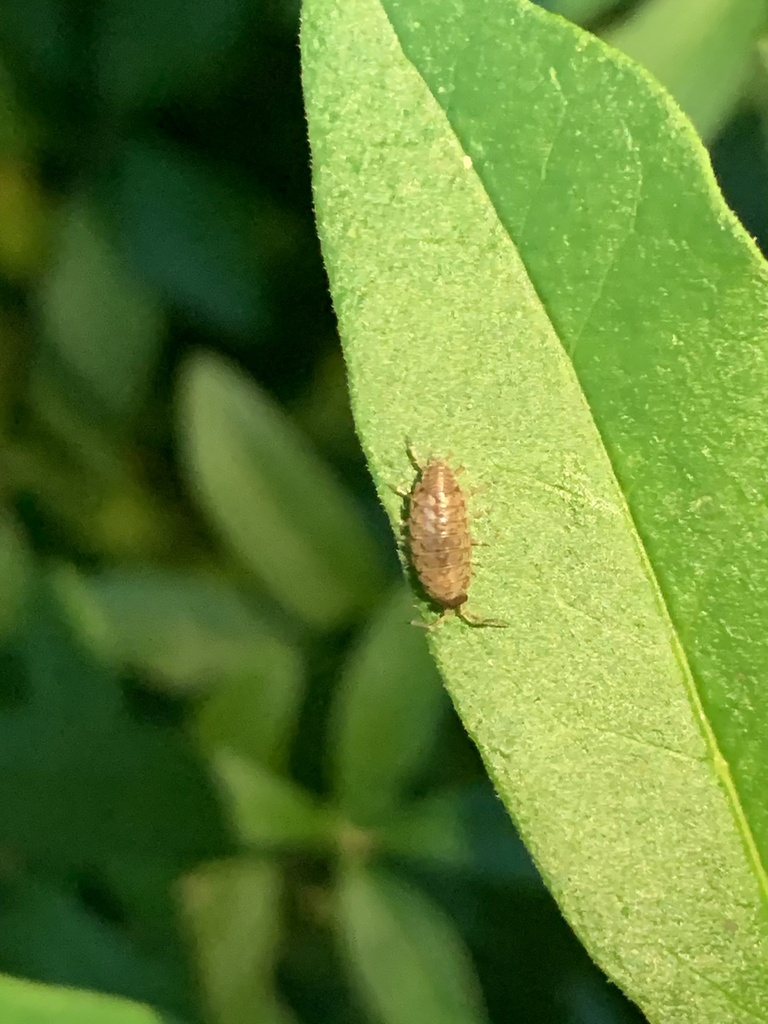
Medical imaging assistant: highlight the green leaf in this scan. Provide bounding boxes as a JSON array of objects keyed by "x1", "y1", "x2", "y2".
[
  {"x1": 214, "y1": 750, "x2": 333, "y2": 852},
  {"x1": 337, "y1": 866, "x2": 487, "y2": 1024},
  {"x1": 36, "y1": 198, "x2": 164, "y2": 422},
  {"x1": 0, "y1": 583, "x2": 229, "y2": 869},
  {"x1": 603, "y1": 0, "x2": 768, "y2": 141},
  {"x1": 380, "y1": 788, "x2": 540, "y2": 883},
  {"x1": 96, "y1": 0, "x2": 246, "y2": 110},
  {"x1": 105, "y1": 142, "x2": 263, "y2": 336},
  {"x1": 195, "y1": 635, "x2": 304, "y2": 772},
  {"x1": 0, "y1": 58, "x2": 30, "y2": 159},
  {"x1": 331, "y1": 584, "x2": 444, "y2": 825},
  {"x1": 0, "y1": 971, "x2": 185, "y2": 1024},
  {"x1": 182, "y1": 858, "x2": 293, "y2": 1024},
  {"x1": 540, "y1": 0, "x2": 619, "y2": 22},
  {"x1": 0, "y1": 162, "x2": 48, "y2": 282},
  {"x1": 178, "y1": 351, "x2": 387, "y2": 629},
  {"x1": 58, "y1": 566, "x2": 301, "y2": 706},
  {"x1": 0, "y1": 876, "x2": 192, "y2": 1019},
  {"x1": 0, "y1": 0, "x2": 75, "y2": 96},
  {"x1": 302, "y1": 0, "x2": 768, "y2": 1021},
  {"x1": 0, "y1": 512, "x2": 30, "y2": 639}
]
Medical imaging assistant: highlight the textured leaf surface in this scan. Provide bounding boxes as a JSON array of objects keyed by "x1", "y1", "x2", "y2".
[{"x1": 302, "y1": 0, "x2": 768, "y2": 1021}]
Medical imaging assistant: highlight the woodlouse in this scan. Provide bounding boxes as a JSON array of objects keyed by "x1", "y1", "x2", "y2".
[{"x1": 396, "y1": 441, "x2": 507, "y2": 630}]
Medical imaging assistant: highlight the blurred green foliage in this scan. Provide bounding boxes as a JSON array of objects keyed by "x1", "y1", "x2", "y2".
[{"x1": 0, "y1": 0, "x2": 763, "y2": 1022}]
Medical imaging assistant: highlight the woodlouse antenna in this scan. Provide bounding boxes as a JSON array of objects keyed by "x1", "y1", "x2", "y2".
[
  {"x1": 404, "y1": 437, "x2": 425, "y2": 473},
  {"x1": 457, "y1": 609, "x2": 508, "y2": 629}
]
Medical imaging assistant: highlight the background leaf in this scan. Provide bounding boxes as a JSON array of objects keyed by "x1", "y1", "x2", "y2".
[
  {"x1": 380, "y1": 787, "x2": 540, "y2": 883},
  {"x1": 96, "y1": 0, "x2": 248, "y2": 110},
  {"x1": 331, "y1": 584, "x2": 445, "y2": 825},
  {"x1": 0, "y1": 876, "x2": 192, "y2": 1019},
  {"x1": 59, "y1": 566, "x2": 300, "y2": 699},
  {"x1": 338, "y1": 866, "x2": 487, "y2": 1024},
  {"x1": 0, "y1": 583, "x2": 229, "y2": 869},
  {"x1": 104, "y1": 143, "x2": 264, "y2": 337},
  {"x1": 182, "y1": 858, "x2": 294, "y2": 1024},
  {"x1": 302, "y1": 0, "x2": 768, "y2": 1020},
  {"x1": 36, "y1": 197, "x2": 164, "y2": 423},
  {"x1": 213, "y1": 751, "x2": 332, "y2": 853},
  {"x1": 603, "y1": 0, "x2": 768, "y2": 141},
  {"x1": 0, "y1": 971, "x2": 185, "y2": 1024},
  {"x1": 178, "y1": 350, "x2": 387, "y2": 629},
  {"x1": 195, "y1": 638, "x2": 304, "y2": 769},
  {"x1": 540, "y1": 0, "x2": 619, "y2": 20},
  {"x1": 0, "y1": 511, "x2": 30, "y2": 638}
]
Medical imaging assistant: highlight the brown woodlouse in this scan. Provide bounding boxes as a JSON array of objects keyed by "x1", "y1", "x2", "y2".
[{"x1": 396, "y1": 441, "x2": 507, "y2": 630}]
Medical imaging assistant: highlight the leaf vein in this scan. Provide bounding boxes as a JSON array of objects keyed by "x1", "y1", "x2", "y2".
[
  {"x1": 566, "y1": 119, "x2": 643, "y2": 359},
  {"x1": 517, "y1": 79, "x2": 568, "y2": 241}
]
